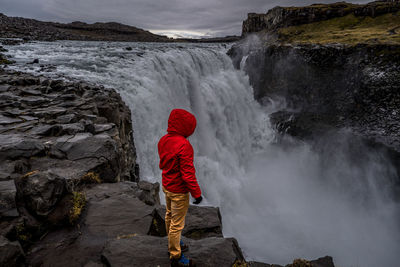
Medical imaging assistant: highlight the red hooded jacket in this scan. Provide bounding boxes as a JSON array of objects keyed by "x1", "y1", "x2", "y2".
[{"x1": 158, "y1": 109, "x2": 202, "y2": 198}]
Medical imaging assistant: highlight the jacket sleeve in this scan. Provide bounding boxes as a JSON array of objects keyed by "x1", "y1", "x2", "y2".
[{"x1": 179, "y1": 141, "x2": 202, "y2": 198}]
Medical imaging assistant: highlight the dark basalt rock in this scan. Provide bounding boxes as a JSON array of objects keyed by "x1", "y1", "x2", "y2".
[
  {"x1": 137, "y1": 180, "x2": 160, "y2": 206},
  {"x1": 0, "y1": 69, "x2": 139, "y2": 264},
  {"x1": 242, "y1": 0, "x2": 400, "y2": 35},
  {"x1": 248, "y1": 256, "x2": 335, "y2": 267},
  {"x1": 249, "y1": 262, "x2": 283, "y2": 267},
  {"x1": 0, "y1": 180, "x2": 18, "y2": 218},
  {"x1": 0, "y1": 69, "x2": 137, "y2": 185},
  {"x1": 26, "y1": 182, "x2": 235, "y2": 267},
  {"x1": 149, "y1": 205, "x2": 223, "y2": 239},
  {"x1": 309, "y1": 256, "x2": 335, "y2": 267},
  {"x1": 0, "y1": 135, "x2": 45, "y2": 161},
  {"x1": 26, "y1": 182, "x2": 155, "y2": 267},
  {"x1": 284, "y1": 256, "x2": 335, "y2": 267},
  {"x1": 101, "y1": 235, "x2": 244, "y2": 267},
  {"x1": 0, "y1": 235, "x2": 25, "y2": 267},
  {"x1": 84, "y1": 183, "x2": 155, "y2": 238},
  {"x1": 231, "y1": 43, "x2": 400, "y2": 153},
  {"x1": 15, "y1": 171, "x2": 66, "y2": 217}
]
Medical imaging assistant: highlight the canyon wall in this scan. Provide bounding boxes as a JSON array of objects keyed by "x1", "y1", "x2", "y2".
[{"x1": 242, "y1": 0, "x2": 400, "y2": 35}]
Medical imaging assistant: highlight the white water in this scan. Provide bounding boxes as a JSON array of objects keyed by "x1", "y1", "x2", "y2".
[{"x1": 5, "y1": 41, "x2": 400, "y2": 267}]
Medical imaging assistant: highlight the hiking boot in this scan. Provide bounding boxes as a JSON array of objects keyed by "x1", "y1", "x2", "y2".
[{"x1": 170, "y1": 253, "x2": 192, "y2": 267}]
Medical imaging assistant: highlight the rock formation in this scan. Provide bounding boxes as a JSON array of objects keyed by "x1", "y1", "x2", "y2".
[
  {"x1": 235, "y1": 44, "x2": 400, "y2": 149},
  {"x1": 231, "y1": 1, "x2": 400, "y2": 157},
  {"x1": 242, "y1": 0, "x2": 400, "y2": 35},
  {"x1": 0, "y1": 69, "x2": 139, "y2": 263}
]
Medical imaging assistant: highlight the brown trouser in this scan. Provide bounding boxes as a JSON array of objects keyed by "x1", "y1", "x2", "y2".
[{"x1": 163, "y1": 186, "x2": 189, "y2": 259}]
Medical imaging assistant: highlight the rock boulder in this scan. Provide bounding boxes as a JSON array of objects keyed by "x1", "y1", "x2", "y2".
[{"x1": 0, "y1": 235, "x2": 24, "y2": 267}]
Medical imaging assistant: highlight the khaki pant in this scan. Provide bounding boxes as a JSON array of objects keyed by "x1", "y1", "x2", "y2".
[{"x1": 163, "y1": 187, "x2": 189, "y2": 259}]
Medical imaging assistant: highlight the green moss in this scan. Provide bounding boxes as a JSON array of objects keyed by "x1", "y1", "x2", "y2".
[
  {"x1": 69, "y1": 191, "x2": 86, "y2": 225},
  {"x1": 81, "y1": 171, "x2": 101, "y2": 184},
  {"x1": 15, "y1": 223, "x2": 32, "y2": 243},
  {"x1": 151, "y1": 218, "x2": 159, "y2": 232},
  {"x1": 232, "y1": 260, "x2": 249, "y2": 267},
  {"x1": 279, "y1": 11, "x2": 400, "y2": 45},
  {"x1": 116, "y1": 233, "x2": 137, "y2": 239},
  {"x1": 286, "y1": 2, "x2": 358, "y2": 11}
]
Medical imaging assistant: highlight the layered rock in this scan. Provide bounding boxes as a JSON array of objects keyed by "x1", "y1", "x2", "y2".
[
  {"x1": 242, "y1": 0, "x2": 400, "y2": 35},
  {"x1": 0, "y1": 69, "x2": 139, "y2": 265},
  {"x1": 0, "y1": 70, "x2": 138, "y2": 184},
  {"x1": 231, "y1": 43, "x2": 400, "y2": 154}
]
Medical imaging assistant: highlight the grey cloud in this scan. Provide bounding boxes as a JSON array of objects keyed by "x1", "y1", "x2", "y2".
[{"x1": 1, "y1": 0, "x2": 373, "y2": 37}]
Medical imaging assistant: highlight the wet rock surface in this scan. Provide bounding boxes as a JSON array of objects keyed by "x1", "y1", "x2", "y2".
[{"x1": 231, "y1": 43, "x2": 400, "y2": 153}]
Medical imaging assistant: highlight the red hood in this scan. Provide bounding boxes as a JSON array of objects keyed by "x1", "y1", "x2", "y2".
[{"x1": 167, "y1": 109, "x2": 197, "y2": 138}]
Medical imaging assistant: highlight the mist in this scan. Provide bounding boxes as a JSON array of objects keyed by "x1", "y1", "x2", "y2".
[{"x1": 219, "y1": 131, "x2": 400, "y2": 267}]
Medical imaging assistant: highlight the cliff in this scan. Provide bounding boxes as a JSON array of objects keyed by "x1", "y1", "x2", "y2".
[
  {"x1": 242, "y1": 0, "x2": 400, "y2": 36},
  {"x1": 230, "y1": 0, "x2": 400, "y2": 172},
  {"x1": 0, "y1": 13, "x2": 171, "y2": 42}
]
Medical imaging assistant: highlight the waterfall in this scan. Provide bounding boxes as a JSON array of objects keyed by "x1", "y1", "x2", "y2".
[{"x1": 5, "y1": 41, "x2": 400, "y2": 267}]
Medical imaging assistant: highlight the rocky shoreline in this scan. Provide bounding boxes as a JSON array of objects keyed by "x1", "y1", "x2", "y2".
[{"x1": 0, "y1": 65, "x2": 336, "y2": 266}]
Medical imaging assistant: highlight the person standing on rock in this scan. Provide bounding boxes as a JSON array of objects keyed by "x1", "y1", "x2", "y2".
[{"x1": 158, "y1": 109, "x2": 203, "y2": 267}]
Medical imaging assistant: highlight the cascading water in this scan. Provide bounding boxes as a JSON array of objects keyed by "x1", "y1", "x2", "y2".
[{"x1": 5, "y1": 41, "x2": 400, "y2": 267}]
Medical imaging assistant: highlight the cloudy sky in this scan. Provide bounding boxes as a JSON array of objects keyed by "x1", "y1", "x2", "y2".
[{"x1": 1, "y1": 0, "x2": 371, "y2": 38}]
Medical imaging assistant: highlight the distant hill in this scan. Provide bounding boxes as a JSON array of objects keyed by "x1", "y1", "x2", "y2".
[{"x1": 0, "y1": 13, "x2": 171, "y2": 42}]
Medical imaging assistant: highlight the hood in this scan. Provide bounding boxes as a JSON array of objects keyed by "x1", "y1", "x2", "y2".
[{"x1": 167, "y1": 109, "x2": 197, "y2": 138}]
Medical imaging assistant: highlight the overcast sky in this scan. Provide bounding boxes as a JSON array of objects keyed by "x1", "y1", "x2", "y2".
[{"x1": 1, "y1": 0, "x2": 371, "y2": 38}]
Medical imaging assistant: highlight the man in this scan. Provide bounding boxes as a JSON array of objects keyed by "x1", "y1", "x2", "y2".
[{"x1": 158, "y1": 109, "x2": 203, "y2": 267}]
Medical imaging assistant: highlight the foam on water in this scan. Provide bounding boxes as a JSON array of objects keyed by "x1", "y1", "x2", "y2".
[{"x1": 5, "y1": 41, "x2": 400, "y2": 267}]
